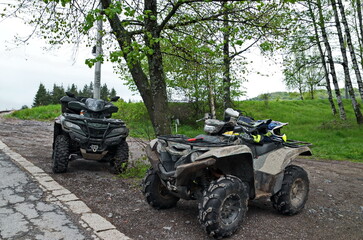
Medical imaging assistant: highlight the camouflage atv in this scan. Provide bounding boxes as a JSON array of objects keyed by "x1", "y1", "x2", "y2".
[{"x1": 142, "y1": 109, "x2": 312, "y2": 238}]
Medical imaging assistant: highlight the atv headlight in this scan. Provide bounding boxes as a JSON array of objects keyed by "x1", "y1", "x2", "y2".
[
  {"x1": 109, "y1": 127, "x2": 127, "y2": 136},
  {"x1": 64, "y1": 121, "x2": 81, "y2": 131}
]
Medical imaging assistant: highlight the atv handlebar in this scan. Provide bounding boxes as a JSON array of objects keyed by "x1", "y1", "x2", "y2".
[{"x1": 196, "y1": 113, "x2": 211, "y2": 122}]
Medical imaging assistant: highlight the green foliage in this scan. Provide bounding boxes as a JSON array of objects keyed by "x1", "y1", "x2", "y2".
[
  {"x1": 2, "y1": 0, "x2": 303, "y2": 136},
  {"x1": 252, "y1": 89, "x2": 360, "y2": 101},
  {"x1": 8, "y1": 99, "x2": 363, "y2": 162},
  {"x1": 113, "y1": 101, "x2": 154, "y2": 139},
  {"x1": 31, "y1": 82, "x2": 117, "y2": 106},
  {"x1": 171, "y1": 99, "x2": 363, "y2": 162},
  {"x1": 33, "y1": 83, "x2": 51, "y2": 107},
  {"x1": 118, "y1": 158, "x2": 150, "y2": 180},
  {"x1": 261, "y1": 93, "x2": 271, "y2": 106},
  {"x1": 232, "y1": 99, "x2": 363, "y2": 162},
  {"x1": 67, "y1": 84, "x2": 78, "y2": 95},
  {"x1": 8, "y1": 105, "x2": 60, "y2": 121},
  {"x1": 52, "y1": 84, "x2": 65, "y2": 104},
  {"x1": 79, "y1": 82, "x2": 94, "y2": 98},
  {"x1": 100, "y1": 84, "x2": 116, "y2": 101}
]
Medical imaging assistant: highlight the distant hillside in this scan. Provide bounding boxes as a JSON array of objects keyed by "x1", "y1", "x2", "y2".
[{"x1": 250, "y1": 89, "x2": 360, "y2": 101}]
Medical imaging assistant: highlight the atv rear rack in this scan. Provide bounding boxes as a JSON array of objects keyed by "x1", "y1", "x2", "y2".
[
  {"x1": 158, "y1": 134, "x2": 234, "y2": 147},
  {"x1": 283, "y1": 139, "x2": 313, "y2": 148}
]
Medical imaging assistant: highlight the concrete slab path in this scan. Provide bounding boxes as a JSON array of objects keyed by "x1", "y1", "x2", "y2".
[{"x1": 0, "y1": 140, "x2": 131, "y2": 240}]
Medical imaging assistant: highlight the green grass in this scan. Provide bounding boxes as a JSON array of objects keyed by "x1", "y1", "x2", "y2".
[
  {"x1": 172, "y1": 99, "x2": 363, "y2": 162},
  {"x1": 7, "y1": 104, "x2": 60, "y2": 121},
  {"x1": 233, "y1": 99, "x2": 363, "y2": 162},
  {"x1": 118, "y1": 158, "x2": 150, "y2": 180},
  {"x1": 6, "y1": 99, "x2": 363, "y2": 162}
]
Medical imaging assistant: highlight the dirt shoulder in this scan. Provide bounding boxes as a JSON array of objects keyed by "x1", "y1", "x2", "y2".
[{"x1": 0, "y1": 117, "x2": 362, "y2": 240}]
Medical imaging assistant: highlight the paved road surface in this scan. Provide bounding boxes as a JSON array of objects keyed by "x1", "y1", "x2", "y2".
[{"x1": 0, "y1": 150, "x2": 93, "y2": 239}]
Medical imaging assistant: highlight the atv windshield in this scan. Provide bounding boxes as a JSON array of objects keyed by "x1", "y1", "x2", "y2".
[{"x1": 85, "y1": 99, "x2": 105, "y2": 112}]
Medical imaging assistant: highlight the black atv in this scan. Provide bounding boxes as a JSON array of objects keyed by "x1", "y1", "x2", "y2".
[
  {"x1": 142, "y1": 108, "x2": 312, "y2": 238},
  {"x1": 52, "y1": 92, "x2": 129, "y2": 174}
]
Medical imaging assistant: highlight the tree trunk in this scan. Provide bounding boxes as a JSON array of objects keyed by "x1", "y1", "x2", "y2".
[
  {"x1": 307, "y1": 0, "x2": 337, "y2": 115},
  {"x1": 298, "y1": 81, "x2": 304, "y2": 100},
  {"x1": 309, "y1": 82, "x2": 314, "y2": 100},
  {"x1": 143, "y1": 0, "x2": 171, "y2": 135},
  {"x1": 357, "y1": 0, "x2": 363, "y2": 78},
  {"x1": 192, "y1": 65, "x2": 202, "y2": 116},
  {"x1": 317, "y1": 0, "x2": 347, "y2": 120},
  {"x1": 207, "y1": 73, "x2": 216, "y2": 119},
  {"x1": 337, "y1": 0, "x2": 363, "y2": 102},
  {"x1": 101, "y1": 0, "x2": 171, "y2": 136},
  {"x1": 331, "y1": 0, "x2": 363, "y2": 124},
  {"x1": 222, "y1": 2, "x2": 232, "y2": 109}
]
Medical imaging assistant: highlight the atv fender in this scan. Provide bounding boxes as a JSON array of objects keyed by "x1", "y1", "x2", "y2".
[
  {"x1": 55, "y1": 115, "x2": 62, "y2": 124},
  {"x1": 146, "y1": 144, "x2": 160, "y2": 170},
  {"x1": 254, "y1": 146, "x2": 311, "y2": 175},
  {"x1": 195, "y1": 145, "x2": 253, "y2": 160},
  {"x1": 187, "y1": 145, "x2": 255, "y2": 197},
  {"x1": 253, "y1": 146, "x2": 312, "y2": 195},
  {"x1": 53, "y1": 120, "x2": 63, "y2": 149},
  {"x1": 149, "y1": 138, "x2": 158, "y2": 150}
]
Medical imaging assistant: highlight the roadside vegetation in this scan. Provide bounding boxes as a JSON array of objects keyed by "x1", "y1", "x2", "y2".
[
  {"x1": 4, "y1": 1, "x2": 363, "y2": 136},
  {"x1": 6, "y1": 99, "x2": 362, "y2": 163}
]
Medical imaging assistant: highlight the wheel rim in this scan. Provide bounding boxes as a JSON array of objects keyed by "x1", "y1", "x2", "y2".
[
  {"x1": 220, "y1": 194, "x2": 241, "y2": 225},
  {"x1": 290, "y1": 178, "x2": 307, "y2": 208}
]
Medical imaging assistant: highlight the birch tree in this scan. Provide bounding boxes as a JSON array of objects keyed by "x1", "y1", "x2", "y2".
[
  {"x1": 336, "y1": 0, "x2": 363, "y2": 102},
  {"x1": 307, "y1": 0, "x2": 337, "y2": 115},
  {"x1": 316, "y1": 0, "x2": 347, "y2": 120},
  {"x1": 330, "y1": 0, "x2": 363, "y2": 124}
]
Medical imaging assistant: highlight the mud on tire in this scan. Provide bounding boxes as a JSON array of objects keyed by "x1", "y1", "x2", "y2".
[
  {"x1": 142, "y1": 168, "x2": 179, "y2": 209},
  {"x1": 113, "y1": 140, "x2": 129, "y2": 174},
  {"x1": 198, "y1": 175, "x2": 249, "y2": 239},
  {"x1": 52, "y1": 134, "x2": 70, "y2": 173},
  {"x1": 271, "y1": 165, "x2": 309, "y2": 215}
]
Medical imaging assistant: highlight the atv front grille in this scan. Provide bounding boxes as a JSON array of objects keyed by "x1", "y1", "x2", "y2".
[
  {"x1": 63, "y1": 114, "x2": 128, "y2": 142},
  {"x1": 84, "y1": 122, "x2": 110, "y2": 139},
  {"x1": 87, "y1": 127, "x2": 108, "y2": 138}
]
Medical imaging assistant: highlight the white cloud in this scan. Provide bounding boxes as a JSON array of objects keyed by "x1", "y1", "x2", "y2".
[{"x1": 0, "y1": 18, "x2": 140, "y2": 110}]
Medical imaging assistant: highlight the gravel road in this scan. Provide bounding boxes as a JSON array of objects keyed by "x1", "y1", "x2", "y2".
[{"x1": 0, "y1": 117, "x2": 362, "y2": 240}]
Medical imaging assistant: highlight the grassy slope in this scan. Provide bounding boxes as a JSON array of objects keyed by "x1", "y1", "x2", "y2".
[
  {"x1": 7, "y1": 99, "x2": 363, "y2": 162},
  {"x1": 233, "y1": 100, "x2": 362, "y2": 162}
]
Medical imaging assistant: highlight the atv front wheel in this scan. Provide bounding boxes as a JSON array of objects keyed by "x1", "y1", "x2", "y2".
[
  {"x1": 52, "y1": 135, "x2": 70, "y2": 173},
  {"x1": 113, "y1": 140, "x2": 129, "y2": 174},
  {"x1": 271, "y1": 165, "x2": 309, "y2": 215},
  {"x1": 142, "y1": 168, "x2": 179, "y2": 209},
  {"x1": 198, "y1": 175, "x2": 248, "y2": 239}
]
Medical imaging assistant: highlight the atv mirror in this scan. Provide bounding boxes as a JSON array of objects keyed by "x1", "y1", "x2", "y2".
[
  {"x1": 110, "y1": 96, "x2": 120, "y2": 102},
  {"x1": 66, "y1": 92, "x2": 75, "y2": 98}
]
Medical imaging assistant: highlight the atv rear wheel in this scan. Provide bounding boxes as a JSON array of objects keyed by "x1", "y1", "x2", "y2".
[
  {"x1": 113, "y1": 140, "x2": 129, "y2": 174},
  {"x1": 271, "y1": 165, "x2": 309, "y2": 215},
  {"x1": 198, "y1": 175, "x2": 248, "y2": 239},
  {"x1": 142, "y1": 168, "x2": 179, "y2": 209},
  {"x1": 52, "y1": 135, "x2": 70, "y2": 173}
]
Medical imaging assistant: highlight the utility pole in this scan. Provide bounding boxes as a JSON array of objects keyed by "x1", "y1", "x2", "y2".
[{"x1": 93, "y1": 2, "x2": 102, "y2": 99}]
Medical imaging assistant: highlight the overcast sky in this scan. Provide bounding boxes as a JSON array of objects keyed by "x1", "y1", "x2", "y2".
[{"x1": 0, "y1": 17, "x2": 287, "y2": 111}]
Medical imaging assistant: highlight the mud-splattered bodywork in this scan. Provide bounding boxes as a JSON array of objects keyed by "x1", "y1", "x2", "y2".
[
  {"x1": 253, "y1": 146, "x2": 311, "y2": 197},
  {"x1": 147, "y1": 136, "x2": 311, "y2": 200}
]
